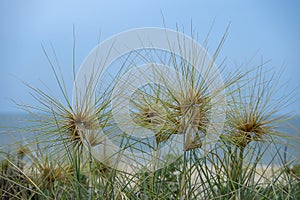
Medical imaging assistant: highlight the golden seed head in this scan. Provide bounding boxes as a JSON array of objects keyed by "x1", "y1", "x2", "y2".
[
  {"x1": 17, "y1": 145, "x2": 29, "y2": 157},
  {"x1": 228, "y1": 116, "x2": 268, "y2": 148},
  {"x1": 65, "y1": 112, "x2": 100, "y2": 149}
]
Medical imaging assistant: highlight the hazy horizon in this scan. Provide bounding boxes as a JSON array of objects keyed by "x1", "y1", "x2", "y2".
[{"x1": 1, "y1": 1, "x2": 300, "y2": 114}]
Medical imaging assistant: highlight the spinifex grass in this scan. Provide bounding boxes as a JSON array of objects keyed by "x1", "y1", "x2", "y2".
[
  {"x1": 218, "y1": 64, "x2": 296, "y2": 199},
  {"x1": 0, "y1": 27, "x2": 299, "y2": 200},
  {"x1": 2, "y1": 36, "x2": 126, "y2": 198}
]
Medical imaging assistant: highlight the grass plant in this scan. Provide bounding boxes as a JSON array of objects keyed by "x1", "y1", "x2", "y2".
[{"x1": 0, "y1": 27, "x2": 299, "y2": 199}]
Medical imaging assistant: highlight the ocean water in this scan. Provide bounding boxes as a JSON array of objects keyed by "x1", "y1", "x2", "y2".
[
  {"x1": 0, "y1": 113, "x2": 34, "y2": 147},
  {"x1": 0, "y1": 113, "x2": 299, "y2": 164}
]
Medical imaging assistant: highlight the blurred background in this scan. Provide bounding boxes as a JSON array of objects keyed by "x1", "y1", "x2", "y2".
[{"x1": 0, "y1": 0, "x2": 299, "y2": 114}]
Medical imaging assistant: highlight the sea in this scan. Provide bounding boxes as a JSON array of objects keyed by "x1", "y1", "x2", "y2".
[{"x1": 0, "y1": 113, "x2": 299, "y2": 165}]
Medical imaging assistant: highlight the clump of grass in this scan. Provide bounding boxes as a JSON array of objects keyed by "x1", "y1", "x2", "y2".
[
  {"x1": 215, "y1": 64, "x2": 296, "y2": 199},
  {"x1": 8, "y1": 37, "x2": 122, "y2": 198},
  {"x1": 224, "y1": 66, "x2": 288, "y2": 149},
  {"x1": 0, "y1": 26, "x2": 299, "y2": 200}
]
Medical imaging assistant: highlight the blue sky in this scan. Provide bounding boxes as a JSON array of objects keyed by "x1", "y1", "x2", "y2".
[{"x1": 0, "y1": 0, "x2": 300, "y2": 114}]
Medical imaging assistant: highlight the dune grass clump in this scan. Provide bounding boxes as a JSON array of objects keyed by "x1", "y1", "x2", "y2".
[
  {"x1": 211, "y1": 65, "x2": 296, "y2": 199},
  {"x1": 224, "y1": 66, "x2": 288, "y2": 149},
  {"x1": 0, "y1": 28, "x2": 299, "y2": 199}
]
